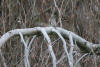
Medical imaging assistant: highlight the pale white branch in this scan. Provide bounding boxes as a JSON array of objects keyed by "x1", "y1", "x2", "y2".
[
  {"x1": 69, "y1": 32, "x2": 74, "y2": 67},
  {"x1": 40, "y1": 28, "x2": 57, "y2": 67},
  {"x1": 0, "y1": 27, "x2": 100, "y2": 54},
  {"x1": 75, "y1": 53, "x2": 88, "y2": 67},
  {"x1": 28, "y1": 35, "x2": 37, "y2": 49},
  {"x1": 0, "y1": 27, "x2": 100, "y2": 67},
  {"x1": 19, "y1": 32, "x2": 30, "y2": 67},
  {"x1": 52, "y1": 28, "x2": 73, "y2": 67}
]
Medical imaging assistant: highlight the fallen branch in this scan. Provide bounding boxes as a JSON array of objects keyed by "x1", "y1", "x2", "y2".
[{"x1": 0, "y1": 27, "x2": 100, "y2": 54}]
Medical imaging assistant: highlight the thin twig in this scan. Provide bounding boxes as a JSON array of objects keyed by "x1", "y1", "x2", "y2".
[
  {"x1": 75, "y1": 53, "x2": 88, "y2": 67},
  {"x1": 56, "y1": 52, "x2": 66, "y2": 64},
  {"x1": 0, "y1": 49, "x2": 7, "y2": 67},
  {"x1": 53, "y1": 0, "x2": 62, "y2": 27},
  {"x1": 52, "y1": 28, "x2": 73, "y2": 67}
]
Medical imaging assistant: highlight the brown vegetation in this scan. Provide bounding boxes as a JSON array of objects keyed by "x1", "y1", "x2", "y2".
[{"x1": 0, "y1": 0, "x2": 100, "y2": 67}]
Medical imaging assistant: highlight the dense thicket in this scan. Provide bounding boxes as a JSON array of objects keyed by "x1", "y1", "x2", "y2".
[{"x1": 0, "y1": 0, "x2": 100, "y2": 67}]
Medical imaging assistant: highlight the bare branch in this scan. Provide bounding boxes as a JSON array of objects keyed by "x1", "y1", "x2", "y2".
[
  {"x1": 75, "y1": 53, "x2": 88, "y2": 67},
  {"x1": 53, "y1": 0, "x2": 62, "y2": 27},
  {"x1": 0, "y1": 27, "x2": 100, "y2": 54},
  {"x1": 52, "y1": 28, "x2": 73, "y2": 67},
  {"x1": 19, "y1": 32, "x2": 30, "y2": 67},
  {"x1": 40, "y1": 28, "x2": 57, "y2": 67},
  {"x1": 69, "y1": 32, "x2": 74, "y2": 67},
  {"x1": 28, "y1": 35, "x2": 37, "y2": 49},
  {"x1": 56, "y1": 52, "x2": 66, "y2": 64}
]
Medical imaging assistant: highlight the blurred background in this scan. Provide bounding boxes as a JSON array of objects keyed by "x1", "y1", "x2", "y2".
[{"x1": 0, "y1": 0, "x2": 100, "y2": 67}]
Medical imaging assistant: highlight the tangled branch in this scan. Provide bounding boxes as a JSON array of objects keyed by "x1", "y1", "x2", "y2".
[{"x1": 0, "y1": 27, "x2": 100, "y2": 67}]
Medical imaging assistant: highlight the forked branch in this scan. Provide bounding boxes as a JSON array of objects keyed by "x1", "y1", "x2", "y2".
[
  {"x1": 0, "y1": 27, "x2": 99, "y2": 53},
  {"x1": 0, "y1": 27, "x2": 100, "y2": 67}
]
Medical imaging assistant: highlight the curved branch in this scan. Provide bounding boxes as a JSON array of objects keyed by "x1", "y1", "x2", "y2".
[{"x1": 0, "y1": 27, "x2": 100, "y2": 54}]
